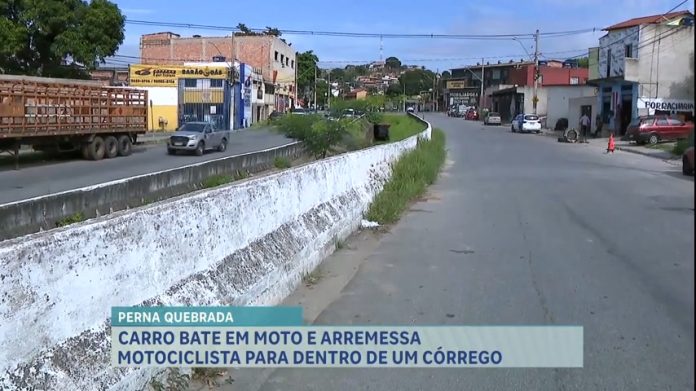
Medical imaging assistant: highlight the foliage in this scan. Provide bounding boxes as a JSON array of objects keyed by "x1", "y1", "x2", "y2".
[
  {"x1": 398, "y1": 69, "x2": 436, "y2": 96},
  {"x1": 303, "y1": 118, "x2": 349, "y2": 159},
  {"x1": 441, "y1": 70, "x2": 451, "y2": 79},
  {"x1": 386, "y1": 82, "x2": 403, "y2": 97},
  {"x1": 673, "y1": 137, "x2": 690, "y2": 156},
  {"x1": 379, "y1": 114, "x2": 426, "y2": 141},
  {"x1": 0, "y1": 0, "x2": 125, "y2": 77},
  {"x1": 264, "y1": 27, "x2": 281, "y2": 36},
  {"x1": 385, "y1": 56, "x2": 401, "y2": 69},
  {"x1": 201, "y1": 174, "x2": 233, "y2": 188},
  {"x1": 55, "y1": 212, "x2": 85, "y2": 227},
  {"x1": 577, "y1": 57, "x2": 589, "y2": 68},
  {"x1": 149, "y1": 368, "x2": 190, "y2": 391},
  {"x1": 366, "y1": 129, "x2": 446, "y2": 224},
  {"x1": 275, "y1": 113, "x2": 322, "y2": 139},
  {"x1": 296, "y1": 50, "x2": 319, "y2": 106},
  {"x1": 273, "y1": 156, "x2": 292, "y2": 169}
]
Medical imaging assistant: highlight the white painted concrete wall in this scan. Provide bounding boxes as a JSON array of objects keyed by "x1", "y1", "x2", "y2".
[
  {"x1": 0, "y1": 116, "x2": 432, "y2": 391},
  {"x1": 546, "y1": 86, "x2": 598, "y2": 130}
]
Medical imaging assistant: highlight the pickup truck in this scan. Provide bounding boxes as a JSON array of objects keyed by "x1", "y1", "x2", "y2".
[{"x1": 167, "y1": 121, "x2": 230, "y2": 156}]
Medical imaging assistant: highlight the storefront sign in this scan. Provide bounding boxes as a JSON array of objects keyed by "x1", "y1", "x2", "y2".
[
  {"x1": 637, "y1": 97, "x2": 694, "y2": 113},
  {"x1": 129, "y1": 65, "x2": 229, "y2": 87},
  {"x1": 446, "y1": 80, "x2": 468, "y2": 89}
]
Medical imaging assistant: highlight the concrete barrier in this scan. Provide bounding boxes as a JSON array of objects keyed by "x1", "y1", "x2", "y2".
[
  {"x1": 0, "y1": 117, "x2": 432, "y2": 390},
  {"x1": 0, "y1": 142, "x2": 305, "y2": 241}
]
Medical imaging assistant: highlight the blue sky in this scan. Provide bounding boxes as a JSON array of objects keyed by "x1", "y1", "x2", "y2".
[{"x1": 110, "y1": 0, "x2": 694, "y2": 71}]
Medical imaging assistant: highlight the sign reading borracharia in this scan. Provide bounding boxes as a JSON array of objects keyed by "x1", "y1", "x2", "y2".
[{"x1": 637, "y1": 97, "x2": 695, "y2": 113}]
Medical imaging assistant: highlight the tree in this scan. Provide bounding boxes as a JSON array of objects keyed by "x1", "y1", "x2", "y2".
[
  {"x1": 577, "y1": 57, "x2": 589, "y2": 68},
  {"x1": 235, "y1": 23, "x2": 254, "y2": 35},
  {"x1": 398, "y1": 69, "x2": 435, "y2": 96},
  {"x1": 385, "y1": 56, "x2": 401, "y2": 69},
  {"x1": 441, "y1": 70, "x2": 451, "y2": 79},
  {"x1": 0, "y1": 0, "x2": 125, "y2": 78},
  {"x1": 264, "y1": 27, "x2": 282, "y2": 37},
  {"x1": 386, "y1": 82, "x2": 403, "y2": 97},
  {"x1": 296, "y1": 50, "x2": 319, "y2": 105}
]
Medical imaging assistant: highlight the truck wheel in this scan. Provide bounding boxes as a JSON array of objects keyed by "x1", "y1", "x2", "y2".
[
  {"x1": 81, "y1": 144, "x2": 90, "y2": 160},
  {"x1": 117, "y1": 135, "x2": 132, "y2": 156},
  {"x1": 104, "y1": 136, "x2": 118, "y2": 158},
  {"x1": 87, "y1": 136, "x2": 105, "y2": 160},
  {"x1": 195, "y1": 142, "x2": 204, "y2": 156}
]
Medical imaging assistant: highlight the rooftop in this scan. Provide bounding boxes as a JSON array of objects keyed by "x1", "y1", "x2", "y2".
[{"x1": 604, "y1": 10, "x2": 693, "y2": 31}]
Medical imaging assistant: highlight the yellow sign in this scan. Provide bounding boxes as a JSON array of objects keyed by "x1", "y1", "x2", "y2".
[
  {"x1": 129, "y1": 65, "x2": 229, "y2": 87},
  {"x1": 446, "y1": 80, "x2": 468, "y2": 89}
]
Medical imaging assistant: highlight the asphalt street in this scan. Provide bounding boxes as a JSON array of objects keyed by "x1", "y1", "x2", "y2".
[
  {"x1": 240, "y1": 113, "x2": 695, "y2": 390},
  {"x1": 0, "y1": 128, "x2": 292, "y2": 204}
]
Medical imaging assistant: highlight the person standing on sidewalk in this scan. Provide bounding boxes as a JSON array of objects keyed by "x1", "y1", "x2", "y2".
[{"x1": 580, "y1": 112, "x2": 590, "y2": 143}]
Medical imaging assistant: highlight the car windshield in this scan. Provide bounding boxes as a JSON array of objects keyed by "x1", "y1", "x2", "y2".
[
  {"x1": 179, "y1": 123, "x2": 207, "y2": 132},
  {"x1": 524, "y1": 115, "x2": 539, "y2": 121}
]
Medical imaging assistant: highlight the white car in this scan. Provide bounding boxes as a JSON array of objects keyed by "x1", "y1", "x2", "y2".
[{"x1": 512, "y1": 114, "x2": 542, "y2": 133}]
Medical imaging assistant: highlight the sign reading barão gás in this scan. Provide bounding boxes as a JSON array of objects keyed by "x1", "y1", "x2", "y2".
[{"x1": 638, "y1": 97, "x2": 695, "y2": 113}]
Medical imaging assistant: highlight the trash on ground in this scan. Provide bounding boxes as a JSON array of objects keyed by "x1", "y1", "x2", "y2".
[{"x1": 360, "y1": 219, "x2": 380, "y2": 229}]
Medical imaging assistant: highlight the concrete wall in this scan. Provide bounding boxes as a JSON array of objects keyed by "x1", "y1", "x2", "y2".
[
  {"x1": 0, "y1": 115, "x2": 431, "y2": 391},
  {"x1": 545, "y1": 86, "x2": 598, "y2": 130},
  {"x1": 635, "y1": 25, "x2": 694, "y2": 100},
  {"x1": 0, "y1": 142, "x2": 304, "y2": 241},
  {"x1": 598, "y1": 27, "x2": 640, "y2": 79},
  {"x1": 144, "y1": 87, "x2": 178, "y2": 131}
]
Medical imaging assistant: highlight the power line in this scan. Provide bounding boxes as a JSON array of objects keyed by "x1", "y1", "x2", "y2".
[{"x1": 127, "y1": 19, "x2": 598, "y2": 40}]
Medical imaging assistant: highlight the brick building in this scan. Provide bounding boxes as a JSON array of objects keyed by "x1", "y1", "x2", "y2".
[{"x1": 139, "y1": 32, "x2": 296, "y2": 113}]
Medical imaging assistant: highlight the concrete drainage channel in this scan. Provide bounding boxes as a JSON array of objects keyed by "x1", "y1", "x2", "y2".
[{"x1": 0, "y1": 114, "x2": 432, "y2": 391}]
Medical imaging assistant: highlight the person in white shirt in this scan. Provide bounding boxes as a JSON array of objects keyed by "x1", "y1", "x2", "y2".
[{"x1": 580, "y1": 113, "x2": 591, "y2": 142}]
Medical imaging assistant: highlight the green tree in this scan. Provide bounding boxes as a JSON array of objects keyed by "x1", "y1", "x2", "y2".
[
  {"x1": 296, "y1": 50, "x2": 319, "y2": 106},
  {"x1": 0, "y1": 0, "x2": 125, "y2": 77},
  {"x1": 264, "y1": 27, "x2": 282, "y2": 37},
  {"x1": 399, "y1": 69, "x2": 435, "y2": 96},
  {"x1": 385, "y1": 56, "x2": 401, "y2": 69},
  {"x1": 235, "y1": 23, "x2": 254, "y2": 35},
  {"x1": 386, "y1": 82, "x2": 403, "y2": 97},
  {"x1": 577, "y1": 57, "x2": 589, "y2": 68}
]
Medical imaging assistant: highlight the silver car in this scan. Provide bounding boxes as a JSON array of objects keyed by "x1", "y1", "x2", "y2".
[
  {"x1": 167, "y1": 122, "x2": 230, "y2": 156},
  {"x1": 484, "y1": 112, "x2": 502, "y2": 125}
]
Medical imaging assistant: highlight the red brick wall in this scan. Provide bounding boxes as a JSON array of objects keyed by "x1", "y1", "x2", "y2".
[
  {"x1": 234, "y1": 37, "x2": 272, "y2": 79},
  {"x1": 140, "y1": 33, "x2": 234, "y2": 65},
  {"x1": 507, "y1": 65, "x2": 589, "y2": 86}
]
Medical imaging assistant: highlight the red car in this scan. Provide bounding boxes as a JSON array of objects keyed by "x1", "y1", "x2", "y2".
[
  {"x1": 626, "y1": 115, "x2": 694, "y2": 145},
  {"x1": 465, "y1": 109, "x2": 479, "y2": 120}
]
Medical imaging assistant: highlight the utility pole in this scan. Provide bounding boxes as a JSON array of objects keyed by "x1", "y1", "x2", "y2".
[
  {"x1": 480, "y1": 58, "x2": 485, "y2": 109},
  {"x1": 533, "y1": 29, "x2": 539, "y2": 115}
]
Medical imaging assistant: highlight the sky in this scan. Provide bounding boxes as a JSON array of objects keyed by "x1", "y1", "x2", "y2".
[{"x1": 109, "y1": 0, "x2": 695, "y2": 72}]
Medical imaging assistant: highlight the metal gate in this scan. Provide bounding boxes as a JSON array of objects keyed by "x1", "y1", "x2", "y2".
[{"x1": 178, "y1": 78, "x2": 231, "y2": 129}]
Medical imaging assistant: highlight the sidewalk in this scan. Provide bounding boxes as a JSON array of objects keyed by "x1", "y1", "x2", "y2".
[{"x1": 541, "y1": 129, "x2": 680, "y2": 163}]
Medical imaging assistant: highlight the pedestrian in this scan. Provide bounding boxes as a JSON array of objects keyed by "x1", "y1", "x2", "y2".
[{"x1": 580, "y1": 112, "x2": 590, "y2": 143}]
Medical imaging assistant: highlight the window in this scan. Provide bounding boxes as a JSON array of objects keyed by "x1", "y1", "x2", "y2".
[
  {"x1": 286, "y1": 57, "x2": 289, "y2": 66},
  {"x1": 183, "y1": 79, "x2": 197, "y2": 88},
  {"x1": 291, "y1": 60, "x2": 294, "y2": 69},
  {"x1": 625, "y1": 44, "x2": 632, "y2": 58},
  {"x1": 656, "y1": 118, "x2": 669, "y2": 126},
  {"x1": 668, "y1": 118, "x2": 684, "y2": 126},
  {"x1": 274, "y1": 51, "x2": 279, "y2": 61},
  {"x1": 281, "y1": 54, "x2": 285, "y2": 64},
  {"x1": 210, "y1": 79, "x2": 223, "y2": 88},
  {"x1": 606, "y1": 49, "x2": 612, "y2": 77},
  {"x1": 570, "y1": 77, "x2": 580, "y2": 85}
]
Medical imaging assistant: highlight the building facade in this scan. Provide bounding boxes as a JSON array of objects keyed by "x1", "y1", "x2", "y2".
[
  {"x1": 139, "y1": 32, "x2": 296, "y2": 118},
  {"x1": 588, "y1": 11, "x2": 694, "y2": 135}
]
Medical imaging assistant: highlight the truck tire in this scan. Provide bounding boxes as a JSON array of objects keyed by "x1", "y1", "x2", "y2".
[
  {"x1": 81, "y1": 144, "x2": 90, "y2": 160},
  {"x1": 87, "y1": 136, "x2": 106, "y2": 160},
  {"x1": 104, "y1": 136, "x2": 118, "y2": 158},
  {"x1": 117, "y1": 135, "x2": 133, "y2": 156}
]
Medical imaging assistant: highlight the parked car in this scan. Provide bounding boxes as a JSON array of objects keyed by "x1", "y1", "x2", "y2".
[
  {"x1": 626, "y1": 115, "x2": 694, "y2": 145},
  {"x1": 447, "y1": 107, "x2": 458, "y2": 117},
  {"x1": 682, "y1": 131, "x2": 695, "y2": 176},
  {"x1": 465, "y1": 108, "x2": 479, "y2": 120},
  {"x1": 290, "y1": 107, "x2": 307, "y2": 115},
  {"x1": 484, "y1": 112, "x2": 502, "y2": 125},
  {"x1": 511, "y1": 114, "x2": 542, "y2": 133},
  {"x1": 167, "y1": 122, "x2": 230, "y2": 156},
  {"x1": 406, "y1": 107, "x2": 415, "y2": 113}
]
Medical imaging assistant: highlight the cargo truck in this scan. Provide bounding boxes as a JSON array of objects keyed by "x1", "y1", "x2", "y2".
[{"x1": 0, "y1": 75, "x2": 148, "y2": 166}]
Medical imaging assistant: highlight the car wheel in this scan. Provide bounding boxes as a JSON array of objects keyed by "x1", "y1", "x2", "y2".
[
  {"x1": 648, "y1": 133, "x2": 659, "y2": 145},
  {"x1": 218, "y1": 138, "x2": 227, "y2": 152},
  {"x1": 167, "y1": 148, "x2": 176, "y2": 155},
  {"x1": 683, "y1": 156, "x2": 693, "y2": 176},
  {"x1": 195, "y1": 142, "x2": 204, "y2": 156}
]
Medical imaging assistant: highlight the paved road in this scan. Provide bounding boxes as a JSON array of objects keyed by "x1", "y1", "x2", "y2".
[
  {"x1": 245, "y1": 114, "x2": 695, "y2": 390},
  {"x1": 0, "y1": 129, "x2": 292, "y2": 204}
]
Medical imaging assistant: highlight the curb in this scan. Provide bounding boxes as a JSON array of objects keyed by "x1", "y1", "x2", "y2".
[{"x1": 616, "y1": 146, "x2": 680, "y2": 164}]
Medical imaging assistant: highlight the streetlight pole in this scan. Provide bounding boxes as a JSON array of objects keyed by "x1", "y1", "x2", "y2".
[
  {"x1": 480, "y1": 58, "x2": 485, "y2": 109},
  {"x1": 533, "y1": 29, "x2": 539, "y2": 115}
]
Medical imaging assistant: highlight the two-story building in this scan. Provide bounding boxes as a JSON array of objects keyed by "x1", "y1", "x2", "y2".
[
  {"x1": 588, "y1": 11, "x2": 694, "y2": 135},
  {"x1": 139, "y1": 32, "x2": 296, "y2": 118}
]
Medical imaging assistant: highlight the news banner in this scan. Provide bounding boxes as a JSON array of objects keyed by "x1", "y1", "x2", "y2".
[{"x1": 112, "y1": 307, "x2": 583, "y2": 368}]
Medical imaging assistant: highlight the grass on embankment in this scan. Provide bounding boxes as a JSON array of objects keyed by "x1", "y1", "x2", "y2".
[
  {"x1": 379, "y1": 114, "x2": 427, "y2": 142},
  {"x1": 366, "y1": 128, "x2": 446, "y2": 224}
]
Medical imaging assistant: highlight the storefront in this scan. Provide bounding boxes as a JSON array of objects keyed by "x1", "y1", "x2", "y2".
[{"x1": 637, "y1": 97, "x2": 694, "y2": 122}]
